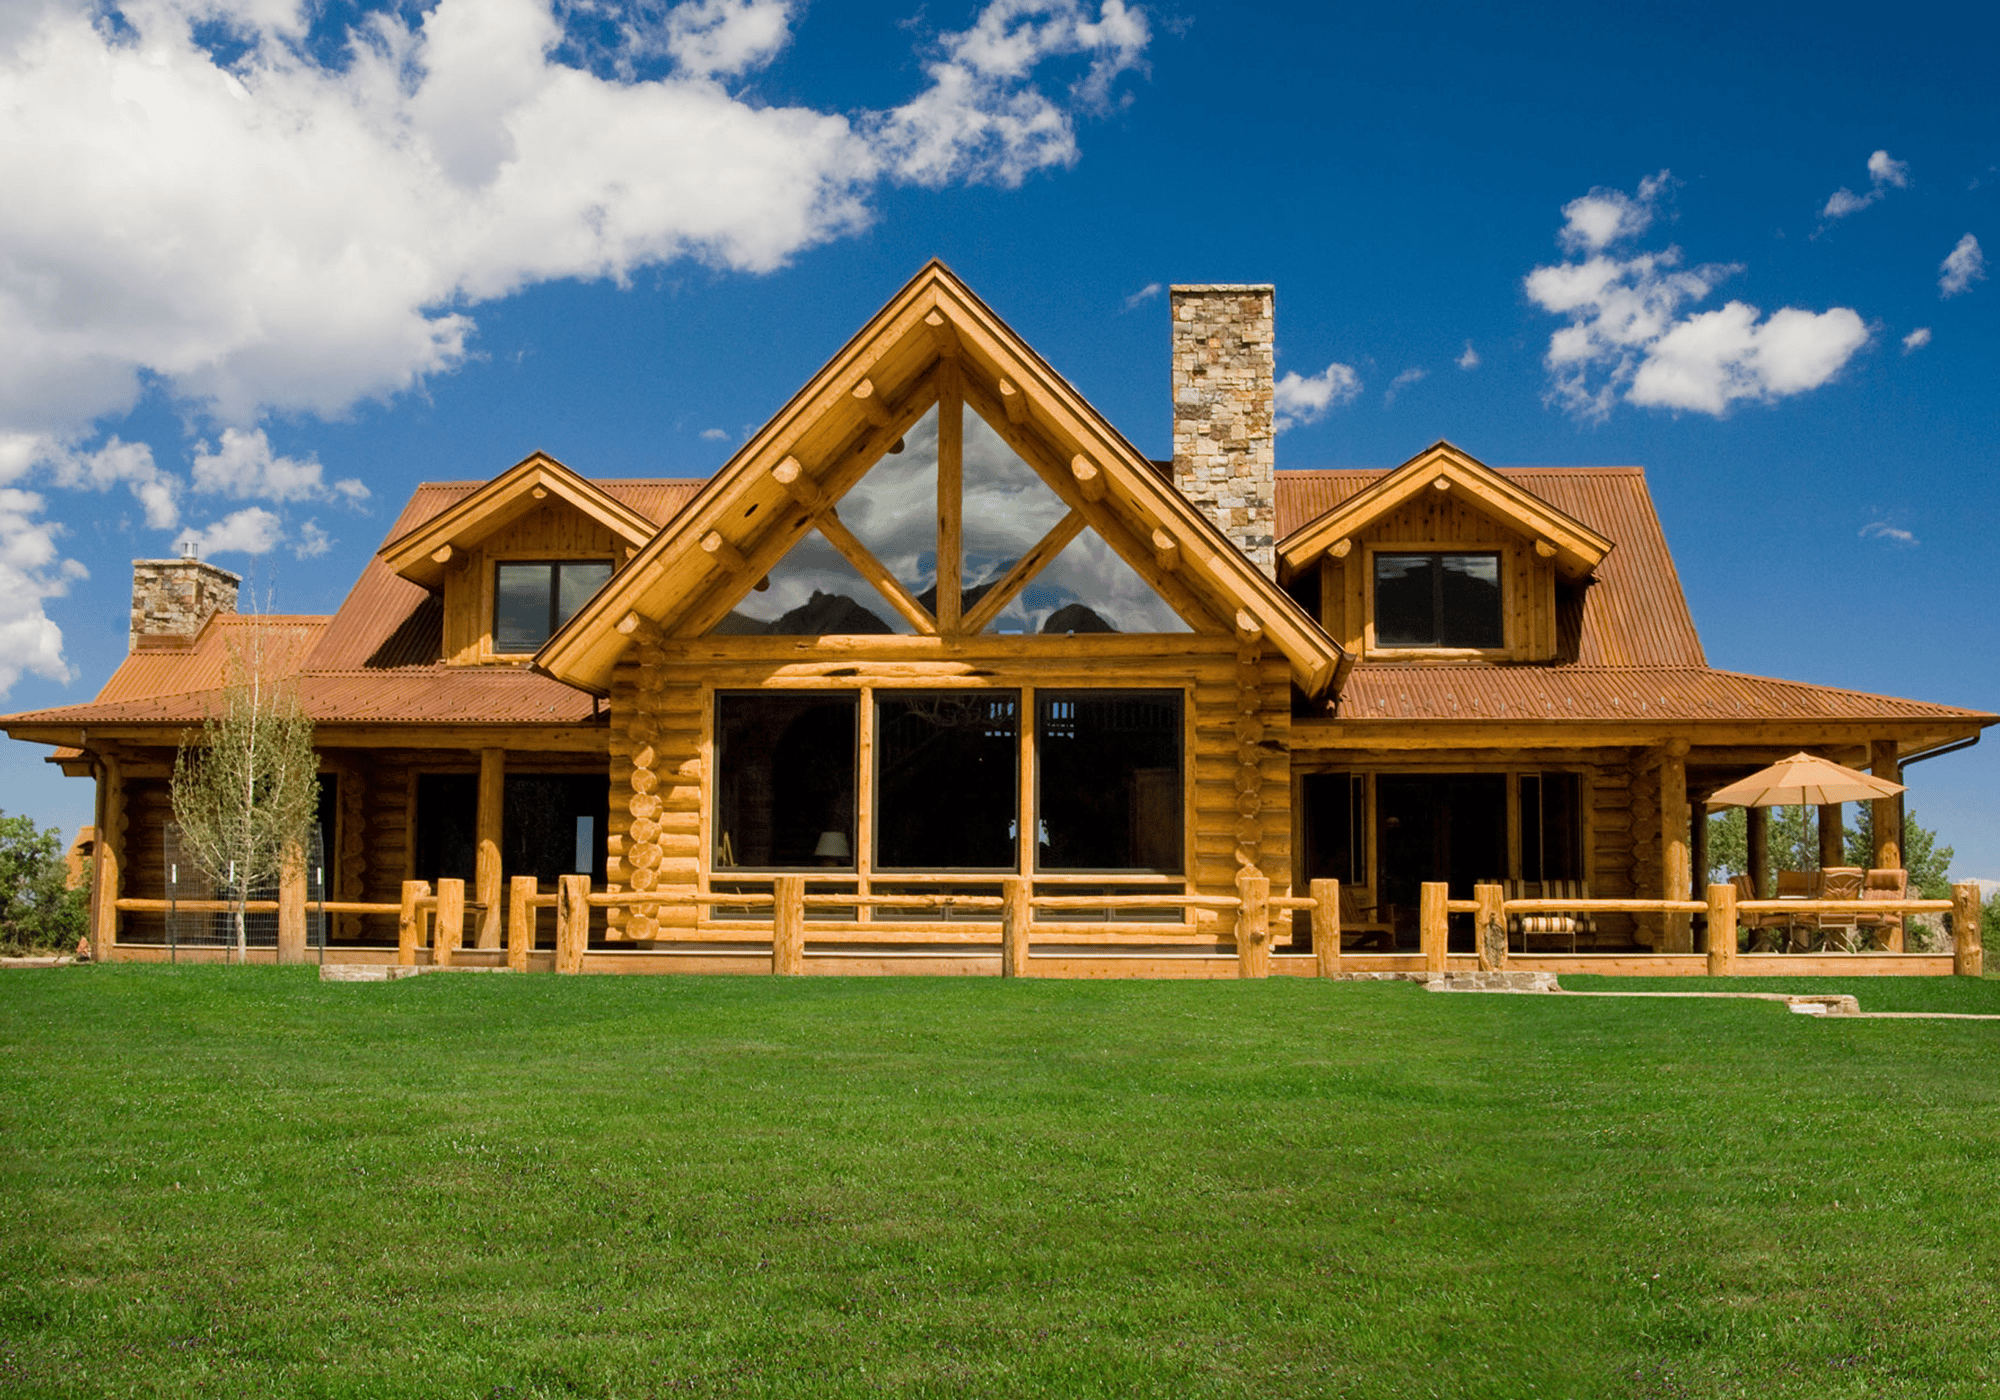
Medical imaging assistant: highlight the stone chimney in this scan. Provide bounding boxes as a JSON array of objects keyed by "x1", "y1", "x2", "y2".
[
  {"x1": 1171, "y1": 284, "x2": 1276, "y2": 577},
  {"x1": 130, "y1": 547, "x2": 240, "y2": 650}
]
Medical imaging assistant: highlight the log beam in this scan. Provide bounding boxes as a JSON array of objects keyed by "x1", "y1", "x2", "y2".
[
  {"x1": 475, "y1": 748, "x2": 505, "y2": 949},
  {"x1": 1818, "y1": 802, "x2": 1844, "y2": 869},
  {"x1": 1660, "y1": 741, "x2": 1692, "y2": 952},
  {"x1": 1871, "y1": 739, "x2": 1902, "y2": 870},
  {"x1": 771, "y1": 455, "x2": 830, "y2": 512},
  {"x1": 1151, "y1": 529, "x2": 1180, "y2": 573},
  {"x1": 701, "y1": 530, "x2": 748, "y2": 575},
  {"x1": 1746, "y1": 806, "x2": 1769, "y2": 899},
  {"x1": 852, "y1": 378, "x2": 893, "y2": 429},
  {"x1": 1070, "y1": 454, "x2": 1105, "y2": 502},
  {"x1": 999, "y1": 378, "x2": 1027, "y2": 425}
]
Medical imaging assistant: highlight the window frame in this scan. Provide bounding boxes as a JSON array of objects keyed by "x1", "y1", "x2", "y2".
[
  {"x1": 1363, "y1": 544, "x2": 1509, "y2": 658},
  {"x1": 490, "y1": 557, "x2": 614, "y2": 657}
]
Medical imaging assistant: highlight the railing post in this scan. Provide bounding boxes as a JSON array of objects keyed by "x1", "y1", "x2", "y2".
[
  {"x1": 1706, "y1": 882, "x2": 1737, "y2": 977},
  {"x1": 1420, "y1": 882, "x2": 1449, "y2": 974},
  {"x1": 772, "y1": 875, "x2": 805, "y2": 976},
  {"x1": 1310, "y1": 878, "x2": 1341, "y2": 978},
  {"x1": 277, "y1": 840, "x2": 308, "y2": 965},
  {"x1": 1474, "y1": 882, "x2": 1506, "y2": 971},
  {"x1": 556, "y1": 874, "x2": 590, "y2": 974},
  {"x1": 1235, "y1": 872, "x2": 1271, "y2": 979},
  {"x1": 434, "y1": 878, "x2": 465, "y2": 968},
  {"x1": 507, "y1": 875, "x2": 537, "y2": 972},
  {"x1": 397, "y1": 880, "x2": 431, "y2": 966},
  {"x1": 1952, "y1": 881, "x2": 1983, "y2": 977},
  {"x1": 1000, "y1": 876, "x2": 1031, "y2": 978}
]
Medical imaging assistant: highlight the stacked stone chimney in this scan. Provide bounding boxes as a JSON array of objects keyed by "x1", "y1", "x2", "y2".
[
  {"x1": 1170, "y1": 284, "x2": 1276, "y2": 577},
  {"x1": 130, "y1": 555, "x2": 240, "y2": 650}
]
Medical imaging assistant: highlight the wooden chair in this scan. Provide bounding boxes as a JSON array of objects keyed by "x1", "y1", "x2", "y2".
[
  {"x1": 1336, "y1": 884, "x2": 1396, "y2": 952},
  {"x1": 1857, "y1": 868, "x2": 1907, "y2": 949},
  {"x1": 1774, "y1": 870, "x2": 1814, "y2": 951},
  {"x1": 1806, "y1": 867, "x2": 1863, "y2": 951},
  {"x1": 1731, "y1": 873, "x2": 1775, "y2": 949}
]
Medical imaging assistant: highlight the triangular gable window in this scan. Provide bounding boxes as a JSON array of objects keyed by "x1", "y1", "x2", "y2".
[
  {"x1": 702, "y1": 376, "x2": 1193, "y2": 638},
  {"x1": 710, "y1": 529, "x2": 920, "y2": 636}
]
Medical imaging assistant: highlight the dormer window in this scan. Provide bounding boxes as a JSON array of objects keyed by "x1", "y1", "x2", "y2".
[
  {"x1": 1373, "y1": 552, "x2": 1502, "y2": 649},
  {"x1": 495, "y1": 560, "x2": 613, "y2": 653}
]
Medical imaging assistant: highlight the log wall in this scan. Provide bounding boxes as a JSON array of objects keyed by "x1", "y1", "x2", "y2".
[{"x1": 442, "y1": 502, "x2": 628, "y2": 663}]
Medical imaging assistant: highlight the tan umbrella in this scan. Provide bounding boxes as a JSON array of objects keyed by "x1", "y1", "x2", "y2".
[{"x1": 1705, "y1": 752, "x2": 1905, "y2": 810}]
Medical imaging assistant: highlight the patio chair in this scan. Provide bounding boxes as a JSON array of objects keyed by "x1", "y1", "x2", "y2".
[
  {"x1": 1336, "y1": 884, "x2": 1395, "y2": 952},
  {"x1": 1811, "y1": 867, "x2": 1865, "y2": 952},
  {"x1": 1857, "y1": 868, "x2": 1908, "y2": 950},
  {"x1": 1774, "y1": 869, "x2": 1814, "y2": 951},
  {"x1": 1730, "y1": 873, "x2": 1775, "y2": 950},
  {"x1": 1505, "y1": 878, "x2": 1593, "y2": 953}
]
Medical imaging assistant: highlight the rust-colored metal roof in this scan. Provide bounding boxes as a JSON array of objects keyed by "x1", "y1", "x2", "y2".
[
  {"x1": 94, "y1": 614, "x2": 328, "y2": 705},
  {"x1": 1277, "y1": 467, "x2": 1706, "y2": 668},
  {"x1": 1330, "y1": 664, "x2": 1992, "y2": 725}
]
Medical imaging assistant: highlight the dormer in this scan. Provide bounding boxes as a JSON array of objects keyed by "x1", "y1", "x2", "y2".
[
  {"x1": 1276, "y1": 442, "x2": 1612, "y2": 663},
  {"x1": 377, "y1": 454, "x2": 656, "y2": 665}
]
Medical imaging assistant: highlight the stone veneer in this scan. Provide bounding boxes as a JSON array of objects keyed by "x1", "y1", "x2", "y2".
[
  {"x1": 1170, "y1": 284, "x2": 1276, "y2": 578},
  {"x1": 130, "y1": 559, "x2": 240, "y2": 649}
]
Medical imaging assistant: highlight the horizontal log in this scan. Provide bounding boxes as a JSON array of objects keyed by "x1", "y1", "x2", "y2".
[
  {"x1": 1737, "y1": 899, "x2": 1953, "y2": 914},
  {"x1": 1507, "y1": 898, "x2": 1707, "y2": 913}
]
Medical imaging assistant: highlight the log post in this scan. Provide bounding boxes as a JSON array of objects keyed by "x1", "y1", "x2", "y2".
[
  {"x1": 1952, "y1": 880, "x2": 1982, "y2": 977},
  {"x1": 475, "y1": 748, "x2": 505, "y2": 949},
  {"x1": 1818, "y1": 802, "x2": 1843, "y2": 870},
  {"x1": 94, "y1": 756, "x2": 123, "y2": 953},
  {"x1": 1420, "y1": 882, "x2": 1449, "y2": 974},
  {"x1": 276, "y1": 840, "x2": 308, "y2": 964},
  {"x1": 556, "y1": 874, "x2": 589, "y2": 974},
  {"x1": 434, "y1": 878, "x2": 465, "y2": 968},
  {"x1": 1000, "y1": 876, "x2": 1031, "y2": 978},
  {"x1": 772, "y1": 875, "x2": 805, "y2": 976},
  {"x1": 507, "y1": 875, "x2": 536, "y2": 972},
  {"x1": 1870, "y1": 740, "x2": 1902, "y2": 872},
  {"x1": 1474, "y1": 882, "x2": 1507, "y2": 971},
  {"x1": 397, "y1": 880, "x2": 431, "y2": 966},
  {"x1": 1235, "y1": 872, "x2": 1271, "y2": 979},
  {"x1": 1706, "y1": 882, "x2": 1738, "y2": 977},
  {"x1": 1660, "y1": 741, "x2": 1692, "y2": 952},
  {"x1": 1746, "y1": 806, "x2": 1769, "y2": 899},
  {"x1": 1310, "y1": 878, "x2": 1341, "y2": 978}
]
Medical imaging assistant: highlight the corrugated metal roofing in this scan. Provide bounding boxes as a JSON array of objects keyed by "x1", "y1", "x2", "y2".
[
  {"x1": 1276, "y1": 467, "x2": 1707, "y2": 668},
  {"x1": 1332, "y1": 664, "x2": 1991, "y2": 724},
  {"x1": 93, "y1": 614, "x2": 328, "y2": 705}
]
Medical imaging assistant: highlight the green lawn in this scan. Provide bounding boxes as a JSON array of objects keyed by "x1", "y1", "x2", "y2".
[{"x1": 3, "y1": 968, "x2": 1998, "y2": 1398}]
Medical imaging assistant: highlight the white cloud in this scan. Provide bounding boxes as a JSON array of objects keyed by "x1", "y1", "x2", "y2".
[
  {"x1": 1902, "y1": 327, "x2": 1932, "y2": 353},
  {"x1": 1384, "y1": 367, "x2": 1427, "y2": 406},
  {"x1": 1557, "y1": 170, "x2": 1671, "y2": 254},
  {"x1": 1456, "y1": 341, "x2": 1480, "y2": 370},
  {"x1": 699, "y1": 427, "x2": 731, "y2": 441},
  {"x1": 1860, "y1": 520, "x2": 1918, "y2": 546},
  {"x1": 871, "y1": 0, "x2": 1150, "y2": 187},
  {"x1": 191, "y1": 428, "x2": 367, "y2": 504},
  {"x1": 1527, "y1": 173, "x2": 1869, "y2": 420},
  {"x1": 291, "y1": 520, "x2": 333, "y2": 558},
  {"x1": 190, "y1": 507, "x2": 284, "y2": 558},
  {"x1": 0, "y1": 0, "x2": 1152, "y2": 698},
  {"x1": 1821, "y1": 149, "x2": 1911, "y2": 221},
  {"x1": 1273, "y1": 362, "x2": 1361, "y2": 431},
  {"x1": 1122, "y1": 282, "x2": 1162, "y2": 310},
  {"x1": 0, "y1": 487, "x2": 84, "y2": 692},
  {"x1": 1940, "y1": 234, "x2": 1986, "y2": 297}
]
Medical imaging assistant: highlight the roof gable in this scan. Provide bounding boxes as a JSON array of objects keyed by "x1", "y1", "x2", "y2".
[
  {"x1": 1278, "y1": 441, "x2": 1613, "y2": 582},
  {"x1": 377, "y1": 452, "x2": 660, "y2": 591},
  {"x1": 536, "y1": 261, "x2": 1343, "y2": 694}
]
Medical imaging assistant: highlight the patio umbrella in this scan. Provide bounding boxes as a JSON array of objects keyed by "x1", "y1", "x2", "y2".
[{"x1": 1704, "y1": 752, "x2": 1905, "y2": 810}]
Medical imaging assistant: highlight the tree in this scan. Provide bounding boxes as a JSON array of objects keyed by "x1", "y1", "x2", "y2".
[
  {"x1": 0, "y1": 812, "x2": 89, "y2": 953},
  {"x1": 170, "y1": 636, "x2": 319, "y2": 962}
]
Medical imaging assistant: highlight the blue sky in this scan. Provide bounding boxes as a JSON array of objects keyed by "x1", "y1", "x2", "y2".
[{"x1": 2, "y1": 0, "x2": 1996, "y2": 871}]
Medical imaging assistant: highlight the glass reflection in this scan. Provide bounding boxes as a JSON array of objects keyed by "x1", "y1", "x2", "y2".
[
  {"x1": 989, "y1": 529, "x2": 1191, "y2": 635},
  {"x1": 836, "y1": 404, "x2": 939, "y2": 606},
  {"x1": 709, "y1": 529, "x2": 914, "y2": 635},
  {"x1": 960, "y1": 408, "x2": 1071, "y2": 607}
]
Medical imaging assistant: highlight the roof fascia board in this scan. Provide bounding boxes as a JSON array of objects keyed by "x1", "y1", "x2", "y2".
[
  {"x1": 379, "y1": 454, "x2": 658, "y2": 590},
  {"x1": 536, "y1": 263, "x2": 1344, "y2": 696},
  {"x1": 1278, "y1": 442, "x2": 1614, "y2": 580}
]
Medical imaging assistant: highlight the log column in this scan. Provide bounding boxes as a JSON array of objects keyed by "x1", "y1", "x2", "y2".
[
  {"x1": 277, "y1": 841, "x2": 307, "y2": 964},
  {"x1": 1818, "y1": 802, "x2": 1844, "y2": 869},
  {"x1": 475, "y1": 748, "x2": 505, "y2": 949},
  {"x1": 1870, "y1": 740, "x2": 1902, "y2": 871},
  {"x1": 1746, "y1": 807, "x2": 1769, "y2": 899},
  {"x1": 93, "y1": 754, "x2": 125, "y2": 953},
  {"x1": 1659, "y1": 741, "x2": 1692, "y2": 952}
]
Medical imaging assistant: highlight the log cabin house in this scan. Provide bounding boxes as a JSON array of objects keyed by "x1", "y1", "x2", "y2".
[{"x1": 6, "y1": 262, "x2": 1992, "y2": 969}]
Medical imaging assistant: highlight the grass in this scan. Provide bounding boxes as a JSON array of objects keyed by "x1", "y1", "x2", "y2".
[{"x1": 2, "y1": 968, "x2": 1998, "y2": 1398}]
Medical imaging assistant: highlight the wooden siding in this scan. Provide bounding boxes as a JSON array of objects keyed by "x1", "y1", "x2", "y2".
[{"x1": 442, "y1": 502, "x2": 629, "y2": 664}]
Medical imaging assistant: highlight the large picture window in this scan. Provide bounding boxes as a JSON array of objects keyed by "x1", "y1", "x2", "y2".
[
  {"x1": 414, "y1": 772, "x2": 609, "y2": 885},
  {"x1": 495, "y1": 560, "x2": 613, "y2": 653},
  {"x1": 1373, "y1": 552, "x2": 1503, "y2": 649},
  {"x1": 1036, "y1": 691, "x2": 1182, "y2": 871},
  {"x1": 709, "y1": 687, "x2": 1184, "y2": 875}
]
